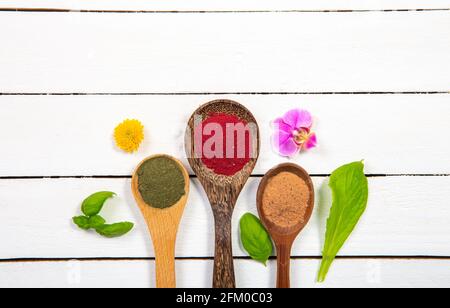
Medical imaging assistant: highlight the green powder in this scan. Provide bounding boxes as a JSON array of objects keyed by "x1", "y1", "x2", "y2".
[{"x1": 137, "y1": 156, "x2": 186, "y2": 209}]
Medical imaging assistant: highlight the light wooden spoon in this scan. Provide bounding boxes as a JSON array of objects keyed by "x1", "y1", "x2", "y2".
[
  {"x1": 185, "y1": 99, "x2": 260, "y2": 288},
  {"x1": 131, "y1": 154, "x2": 190, "y2": 288},
  {"x1": 257, "y1": 163, "x2": 315, "y2": 288}
]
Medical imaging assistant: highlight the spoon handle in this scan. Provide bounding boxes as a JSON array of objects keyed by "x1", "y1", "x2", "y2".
[
  {"x1": 276, "y1": 242, "x2": 293, "y2": 288},
  {"x1": 153, "y1": 233, "x2": 177, "y2": 288},
  {"x1": 213, "y1": 211, "x2": 236, "y2": 288}
]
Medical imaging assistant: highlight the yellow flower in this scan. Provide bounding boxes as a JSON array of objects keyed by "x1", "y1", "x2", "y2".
[{"x1": 114, "y1": 119, "x2": 144, "y2": 153}]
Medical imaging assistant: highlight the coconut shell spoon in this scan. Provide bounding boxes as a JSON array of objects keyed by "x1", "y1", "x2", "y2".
[
  {"x1": 257, "y1": 163, "x2": 315, "y2": 288},
  {"x1": 185, "y1": 99, "x2": 260, "y2": 288},
  {"x1": 132, "y1": 154, "x2": 190, "y2": 288}
]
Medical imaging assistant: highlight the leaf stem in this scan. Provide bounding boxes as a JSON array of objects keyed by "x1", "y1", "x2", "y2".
[{"x1": 317, "y1": 256, "x2": 334, "y2": 283}]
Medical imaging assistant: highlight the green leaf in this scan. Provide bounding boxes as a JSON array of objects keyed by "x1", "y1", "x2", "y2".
[
  {"x1": 73, "y1": 216, "x2": 90, "y2": 230},
  {"x1": 81, "y1": 191, "x2": 116, "y2": 217},
  {"x1": 95, "y1": 222, "x2": 134, "y2": 238},
  {"x1": 239, "y1": 213, "x2": 273, "y2": 265},
  {"x1": 88, "y1": 215, "x2": 106, "y2": 229},
  {"x1": 318, "y1": 161, "x2": 369, "y2": 282}
]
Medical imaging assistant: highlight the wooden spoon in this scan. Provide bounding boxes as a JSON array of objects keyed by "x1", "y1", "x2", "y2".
[
  {"x1": 131, "y1": 154, "x2": 190, "y2": 288},
  {"x1": 256, "y1": 163, "x2": 315, "y2": 288},
  {"x1": 185, "y1": 99, "x2": 260, "y2": 288}
]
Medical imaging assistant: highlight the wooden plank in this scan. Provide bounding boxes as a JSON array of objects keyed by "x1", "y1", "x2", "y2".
[
  {"x1": 0, "y1": 12, "x2": 449, "y2": 93},
  {"x1": 1, "y1": 259, "x2": 449, "y2": 288},
  {"x1": 0, "y1": 176, "x2": 449, "y2": 259},
  {"x1": 1, "y1": 1, "x2": 450, "y2": 11},
  {"x1": 0, "y1": 94, "x2": 449, "y2": 176}
]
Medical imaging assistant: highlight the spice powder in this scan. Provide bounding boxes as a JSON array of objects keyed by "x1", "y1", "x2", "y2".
[
  {"x1": 196, "y1": 113, "x2": 252, "y2": 176},
  {"x1": 262, "y1": 171, "x2": 310, "y2": 228},
  {"x1": 137, "y1": 156, "x2": 186, "y2": 209}
]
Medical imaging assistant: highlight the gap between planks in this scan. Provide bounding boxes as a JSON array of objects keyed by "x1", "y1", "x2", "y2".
[
  {"x1": 2, "y1": 256, "x2": 450, "y2": 264},
  {"x1": 1, "y1": 91, "x2": 449, "y2": 96},
  {"x1": 0, "y1": 8, "x2": 449, "y2": 14},
  {"x1": 0, "y1": 174, "x2": 449, "y2": 180}
]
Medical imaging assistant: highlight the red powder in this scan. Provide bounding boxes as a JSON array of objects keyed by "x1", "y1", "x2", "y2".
[{"x1": 195, "y1": 113, "x2": 252, "y2": 176}]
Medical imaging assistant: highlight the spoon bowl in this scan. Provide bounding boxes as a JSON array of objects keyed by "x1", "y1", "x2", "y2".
[
  {"x1": 132, "y1": 154, "x2": 190, "y2": 288},
  {"x1": 185, "y1": 99, "x2": 260, "y2": 288},
  {"x1": 257, "y1": 163, "x2": 315, "y2": 288}
]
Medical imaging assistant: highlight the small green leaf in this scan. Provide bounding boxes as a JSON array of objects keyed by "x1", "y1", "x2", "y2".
[
  {"x1": 239, "y1": 213, "x2": 273, "y2": 265},
  {"x1": 81, "y1": 191, "x2": 116, "y2": 217},
  {"x1": 88, "y1": 215, "x2": 106, "y2": 229},
  {"x1": 95, "y1": 222, "x2": 134, "y2": 238},
  {"x1": 318, "y1": 161, "x2": 369, "y2": 282},
  {"x1": 73, "y1": 216, "x2": 90, "y2": 230}
]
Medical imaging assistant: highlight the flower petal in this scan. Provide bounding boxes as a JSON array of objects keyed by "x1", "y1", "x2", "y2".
[
  {"x1": 303, "y1": 132, "x2": 317, "y2": 150},
  {"x1": 273, "y1": 129, "x2": 291, "y2": 146},
  {"x1": 283, "y1": 109, "x2": 313, "y2": 129},
  {"x1": 273, "y1": 118, "x2": 295, "y2": 134},
  {"x1": 276, "y1": 137, "x2": 299, "y2": 157}
]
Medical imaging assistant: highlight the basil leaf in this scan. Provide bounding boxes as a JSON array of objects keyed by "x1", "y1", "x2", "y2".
[
  {"x1": 88, "y1": 215, "x2": 106, "y2": 229},
  {"x1": 95, "y1": 222, "x2": 134, "y2": 238},
  {"x1": 318, "y1": 161, "x2": 369, "y2": 282},
  {"x1": 81, "y1": 191, "x2": 116, "y2": 217},
  {"x1": 239, "y1": 213, "x2": 273, "y2": 265},
  {"x1": 73, "y1": 216, "x2": 90, "y2": 230}
]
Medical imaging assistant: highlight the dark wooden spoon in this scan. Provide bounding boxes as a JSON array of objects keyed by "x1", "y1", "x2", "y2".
[
  {"x1": 256, "y1": 163, "x2": 315, "y2": 288},
  {"x1": 185, "y1": 99, "x2": 260, "y2": 288}
]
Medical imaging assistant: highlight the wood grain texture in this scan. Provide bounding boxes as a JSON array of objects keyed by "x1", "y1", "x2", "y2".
[
  {"x1": 0, "y1": 94, "x2": 449, "y2": 176},
  {"x1": 257, "y1": 163, "x2": 315, "y2": 288},
  {"x1": 1, "y1": 0, "x2": 449, "y2": 11},
  {"x1": 0, "y1": 12, "x2": 449, "y2": 93},
  {"x1": 0, "y1": 176, "x2": 449, "y2": 259},
  {"x1": 131, "y1": 155, "x2": 190, "y2": 288},
  {"x1": 1, "y1": 259, "x2": 450, "y2": 288},
  {"x1": 186, "y1": 100, "x2": 260, "y2": 288}
]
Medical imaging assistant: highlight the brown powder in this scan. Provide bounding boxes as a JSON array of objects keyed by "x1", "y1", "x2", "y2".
[{"x1": 262, "y1": 171, "x2": 310, "y2": 228}]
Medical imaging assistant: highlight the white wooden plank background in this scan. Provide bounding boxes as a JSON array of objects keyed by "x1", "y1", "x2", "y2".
[
  {"x1": 1, "y1": 11, "x2": 450, "y2": 93},
  {"x1": 1, "y1": 259, "x2": 449, "y2": 288},
  {"x1": 1, "y1": 176, "x2": 449, "y2": 259},
  {"x1": 0, "y1": 95, "x2": 449, "y2": 176},
  {"x1": 2, "y1": 0, "x2": 450, "y2": 11},
  {"x1": 1, "y1": 3, "x2": 449, "y2": 288}
]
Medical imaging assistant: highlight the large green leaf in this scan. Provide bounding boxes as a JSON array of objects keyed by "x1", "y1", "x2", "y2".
[{"x1": 318, "y1": 161, "x2": 369, "y2": 282}]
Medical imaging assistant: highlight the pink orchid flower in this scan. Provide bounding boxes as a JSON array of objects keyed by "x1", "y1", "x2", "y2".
[{"x1": 272, "y1": 109, "x2": 317, "y2": 157}]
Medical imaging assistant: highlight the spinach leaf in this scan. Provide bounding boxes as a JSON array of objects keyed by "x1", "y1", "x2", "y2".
[
  {"x1": 95, "y1": 222, "x2": 134, "y2": 238},
  {"x1": 73, "y1": 216, "x2": 90, "y2": 230},
  {"x1": 81, "y1": 191, "x2": 116, "y2": 217},
  {"x1": 239, "y1": 213, "x2": 273, "y2": 265},
  {"x1": 318, "y1": 161, "x2": 369, "y2": 282}
]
